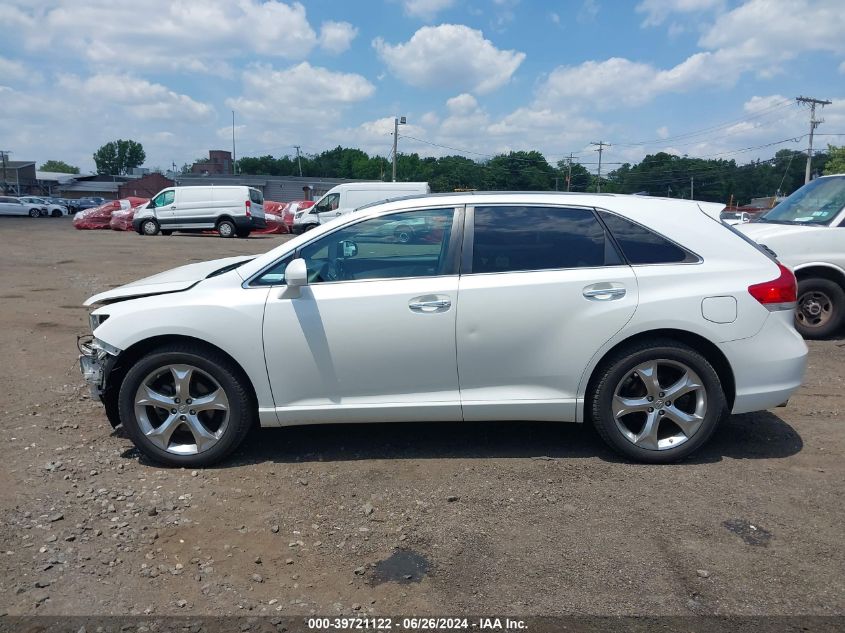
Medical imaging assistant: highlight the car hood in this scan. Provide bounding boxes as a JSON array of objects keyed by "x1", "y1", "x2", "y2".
[
  {"x1": 736, "y1": 221, "x2": 829, "y2": 243},
  {"x1": 83, "y1": 255, "x2": 253, "y2": 306}
]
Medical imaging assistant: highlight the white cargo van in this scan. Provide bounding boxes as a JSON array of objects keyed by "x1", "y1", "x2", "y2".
[
  {"x1": 134, "y1": 185, "x2": 266, "y2": 238},
  {"x1": 292, "y1": 182, "x2": 429, "y2": 233}
]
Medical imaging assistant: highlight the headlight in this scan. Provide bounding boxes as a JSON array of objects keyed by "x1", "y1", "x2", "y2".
[{"x1": 89, "y1": 313, "x2": 110, "y2": 331}]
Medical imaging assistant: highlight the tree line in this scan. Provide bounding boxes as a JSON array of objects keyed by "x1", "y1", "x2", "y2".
[{"x1": 238, "y1": 145, "x2": 845, "y2": 205}]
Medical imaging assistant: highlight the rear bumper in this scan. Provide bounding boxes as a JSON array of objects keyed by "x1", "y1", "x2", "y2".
[
  {"x1": 720, "y1": 310, "x2": 808, "y2": 414},
  {"x1": 236, "y1": 216, "x2": 266, "y2": 230}
]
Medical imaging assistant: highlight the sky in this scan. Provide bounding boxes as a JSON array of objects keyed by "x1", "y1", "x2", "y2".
[{"x1": 1, "y1": 0, "x2": 844, "y2": 175}]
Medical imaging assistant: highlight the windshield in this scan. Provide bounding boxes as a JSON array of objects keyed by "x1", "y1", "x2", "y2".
[{"x1": 760, "y1": 176, "x2": 845, "y2": 225}]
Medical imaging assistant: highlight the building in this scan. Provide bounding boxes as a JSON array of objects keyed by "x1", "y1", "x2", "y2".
[
  {"x1": 173, "y1": 174, "x2": 374, "y2": 203},
  {"x1": 191, "y1": 150, "x2": 233, "y2": 175},
  {"x1": 1, "y1": 161, "x2": 37, "y2": 195},
  {"x1": 117, "y1": 172, "x2": 173, "y2": 199}
]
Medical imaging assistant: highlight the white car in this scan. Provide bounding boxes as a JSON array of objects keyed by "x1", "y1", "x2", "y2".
[
  {"x1": 0, "y1": 196, "x2": 42, "y2": 217},
  {"x1": 738, "y1": 174, "x2": 845, "y2": 339},
  {"x1": 79, "y1": 193, "x2": 807, "y2": 467},
  {"x1": 720, "y1": 210, "x2": 751, "y2": 225},
  {"x1": 18, "y1": 196, "x2": 68, "y2": 217}
]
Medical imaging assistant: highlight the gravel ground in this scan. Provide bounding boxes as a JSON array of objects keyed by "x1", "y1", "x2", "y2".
[{"x1": 0, "y1": 217, "x2": 843, "y2": 617}]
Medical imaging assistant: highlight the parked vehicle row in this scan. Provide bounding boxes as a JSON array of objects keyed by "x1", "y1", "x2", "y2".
[
  {"x1": 80, "y1": 192, "x2": 807, "y2": 467},
  {"x1": 18, "y1": 196, "x2": 69, "y2": 217}
]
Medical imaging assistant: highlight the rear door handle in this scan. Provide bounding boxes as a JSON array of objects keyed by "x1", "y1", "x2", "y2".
[
  {"x1": 409, "y1": 295, "x2": 451, "y2": 313},
  {"x1": 583, "y1": 283, "x2": 626, "y2": 301}
]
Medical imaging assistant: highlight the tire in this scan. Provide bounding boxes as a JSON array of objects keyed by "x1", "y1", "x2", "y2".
[
  {"x1": 117, "y1": 345, "x2": 256, "y2": 467},
  {"x1": 217, "y1": 219, "x2": 236, "y2": 238},
  {"x1": 302, "y1": 224, "x2": 316, "y2": 233},
  {"x1": 161, "y1": 230, "x2": 173, "y2": 236},
  {"x1": 588, "y1": 338, "x2": 728, "y2": 463},
  {"x1": 51, "y1": 209, "x2": 61, "y2": 218},
  {"x1": 236, "y1": 229, "x2": 251, "y2": 238},
  {"x1": 795, "y1": 278, "x2": 845, "y2": 339},
  {"x1": 29, "y1": 208, "x2": 40, "y2": 218},
  {"x1": 141, "y1": 218, "x2": 160, "y2": 236},
  {"x1": 394, "y1": 225, "x2": 414, "y2": 244}
]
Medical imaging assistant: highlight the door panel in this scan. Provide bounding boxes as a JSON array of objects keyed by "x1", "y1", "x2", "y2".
[
  {"x1": 456, "y1": 268, "x2": 638, "y2": 420},
  {"x1": 456, "y1": 204, "x2": 638, "y2": 422},
  {"x1": 261, "y1": 206, "x2": 463, "y2": 424}
]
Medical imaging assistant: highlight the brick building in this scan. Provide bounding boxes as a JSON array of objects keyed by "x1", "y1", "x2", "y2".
[
  {"x1": 117, "y1": 172, "x2": 174, "y2": 199},
  {"x1": 191, "y1": 150, "x2": 233, "y2": 175}
]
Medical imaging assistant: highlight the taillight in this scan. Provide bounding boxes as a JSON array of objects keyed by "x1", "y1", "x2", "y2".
[
  {"x1": 748, "y1": 263, "x2": 797, "y2": 310},
  {"x1": 245, "y1": 199, "x2": 251, "y2": 217}
]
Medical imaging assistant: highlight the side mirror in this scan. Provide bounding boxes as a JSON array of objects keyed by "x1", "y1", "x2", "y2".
[
  {"x1": 286, "y1": 258, "x2": 308, "y2": 287},
  {"x1": 280, "y1": 258, "x2": 308, "y2": 298},
  {"x1": 340, "y1": 240, "x2": 358, "y2": 258}
]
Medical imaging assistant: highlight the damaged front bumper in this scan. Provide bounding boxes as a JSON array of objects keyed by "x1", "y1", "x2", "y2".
[{"x1": 78, "y1": 335, "x2": 120, "y2": 397}]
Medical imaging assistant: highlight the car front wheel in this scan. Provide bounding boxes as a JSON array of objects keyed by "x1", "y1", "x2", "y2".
[
  {"x1": 29, "y1": 208, "x2": 40, "y2": 218},
  {"x1": 141, "y1": 219, "x2": 160, "y2": 236},
  {"x1": 589, "y1": 339, "x2": 727, "y2": 463},
  {"x1": 118, "y1": 345, "x2": 255, "y2": 466}
]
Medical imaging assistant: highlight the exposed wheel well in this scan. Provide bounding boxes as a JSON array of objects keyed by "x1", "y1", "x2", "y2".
[
  {"x1": 585, "y1": 329, "x2": 735, "y2": 412},
  {"x1": 216, "y1": 215, "x2": 236, "y2": 226},
  {"x1": 101, "y1": 334, "x2": 258, "y2": 428},
  {"x1": 794, "y1": 265, "x2": 845, "y2": 290}
]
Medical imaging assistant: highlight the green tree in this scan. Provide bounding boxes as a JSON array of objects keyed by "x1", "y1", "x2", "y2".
[
  {"x1": 823, "y1": 145, "x2": 845, "y2": 176},
  {"x1": 39, "y1": 159, "x2": 80, "y2": 174},
  {"x1": 93, "y1": 139, "x2": 146, "y2": 175}
]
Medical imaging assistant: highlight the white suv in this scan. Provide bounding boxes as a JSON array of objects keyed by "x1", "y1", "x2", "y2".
[
  {"x1": 79, "y1": 193, "x2": 807, "y2": 466},
  {"x1": 739, "y1": 174, "x2": 845, "y2": 338}
]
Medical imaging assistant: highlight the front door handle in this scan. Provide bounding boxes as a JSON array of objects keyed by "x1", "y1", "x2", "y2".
[
  {"x1": 409, "y1": 295, "x2": 452, "y2": 313},
  {"x1": 583, "y1": 283, "x2": 626, "y2": 301}
]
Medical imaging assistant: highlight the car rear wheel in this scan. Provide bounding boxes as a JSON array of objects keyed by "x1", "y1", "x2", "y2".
[
  {"x1": 795, "y1": 278, "x2": 845, "y2": 339},
  {"x1": 118, "y1": 345, "x2": 255, "y2": 467},
  {"x1": 589, "y1": 339, "x2": 727, "y2": 463},
  {"x1": 29, "y1": 208, "x2": 40, "y2": 218},
  {"x1": 51, "y1": 209, "x2": 62, "y2": 218},
  {"x1": 217, "y1": 219, "x2": 236, "y2": 238},
  {"x1": 141, "y1": 219, "x2": 160, "y2": 236}
]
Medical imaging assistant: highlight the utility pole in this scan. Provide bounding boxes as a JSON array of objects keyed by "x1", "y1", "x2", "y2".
[
  {"x1": 392, "y1": 116, "x2": 406, "y2": 182},
  {"x1": 293, "y1": 145, "x2": 303, "y2": 177},
  {"x1": 231, "y1": 110, "x2": 237, "y2": 175},
  {"x1": 0, "y1": 150, "x2": 8, "y2": 194},
  {"x1": 796, "y1": 95, "x2": 831, "y2": 184},
  {"x1": 590, "y1": 141, "x2": 610, "y2": 193},
  {"x1": 565, "y1": 153, "x2": 574, "y2": 191},
  {"x1": 690, "y1": 176, "x2": 694, "y2": 200}
]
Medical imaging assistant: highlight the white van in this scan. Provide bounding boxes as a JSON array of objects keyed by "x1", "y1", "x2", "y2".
[
  {"x1": 134, "y1": 185, "x2": 266, "y2": 238},
  {"x1": 292, "y1": 182, "x2": 429, "y2": 233}
]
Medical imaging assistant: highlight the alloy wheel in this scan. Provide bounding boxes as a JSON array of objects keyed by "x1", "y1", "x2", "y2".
[
  {"x1": 612, "y1": 359, "x2": 707, "y2": 451},
  {"x1": 134, "y1": 364, "x2": 230, "y2": 455}
]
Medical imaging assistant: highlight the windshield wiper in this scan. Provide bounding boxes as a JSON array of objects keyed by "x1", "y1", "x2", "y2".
[{"x1": 207, "y1": 259, "x2": 253, "y2": 278}]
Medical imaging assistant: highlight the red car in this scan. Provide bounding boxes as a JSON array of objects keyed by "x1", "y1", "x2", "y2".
[{"x1": 73, "y1": 198, "x2": 149, "y2": 230}]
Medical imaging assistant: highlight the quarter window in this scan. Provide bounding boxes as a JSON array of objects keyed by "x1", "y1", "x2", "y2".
[
  {"x1": 471, "y1": 206, "x2": 619, "y2": 273},
  {"x1": 598, "y1": 210, "x2": 692, "y2": 265}
]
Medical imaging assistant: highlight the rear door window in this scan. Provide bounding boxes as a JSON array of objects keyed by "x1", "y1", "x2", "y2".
[
  {"x1": 598, "y1": 210, "x2": 695, "y2": 264},
  {"x1": 470, "y1": 206, "x2": 621, "y2": 273},
  {"x1": 249, "y1": 189, "x2": 263, "y2": 204}
]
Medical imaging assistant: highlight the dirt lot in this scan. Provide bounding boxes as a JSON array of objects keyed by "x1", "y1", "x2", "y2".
[{"x1": 0, "y1": 217, "x2": 843, "y2": 618}]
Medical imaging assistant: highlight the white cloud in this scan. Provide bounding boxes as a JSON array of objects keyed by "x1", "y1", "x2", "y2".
[
  {"x1": 578, "y1": 0, "x2": 600, "y2": 24},
  {"x1": 226, "y1": 62, "x2": 375, "y2": 127},
  {"x1": 57, "y1": 73, "x2": 213, "y2": 120},
  {"x1": 636, "y1": 0, "x2": 724, "y2": 27},
  {"x1": 550, "y1": 12, "x2": 560, "y2": 24},
  {"x1": 0, "y1": 56, "x2": 36, "y2": 84},
  {"x1": 0, "y1": 0, "x2": 321, "y2": 74},
  {"x1": 840, "y1": 61, "x2": 845, "y2": 74},
  {"x1": 402, "y1": 0, "x2": 455, "y2": 20},
  {"x1": 319, "y1": 21, "x2": 358, "y2": 54},
  {"x1": 656, "y1": 126, "x2": 670, "y2": 139},
  {"x1": 373, "y1": 24, "x2": 525, "y2": 94}
]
